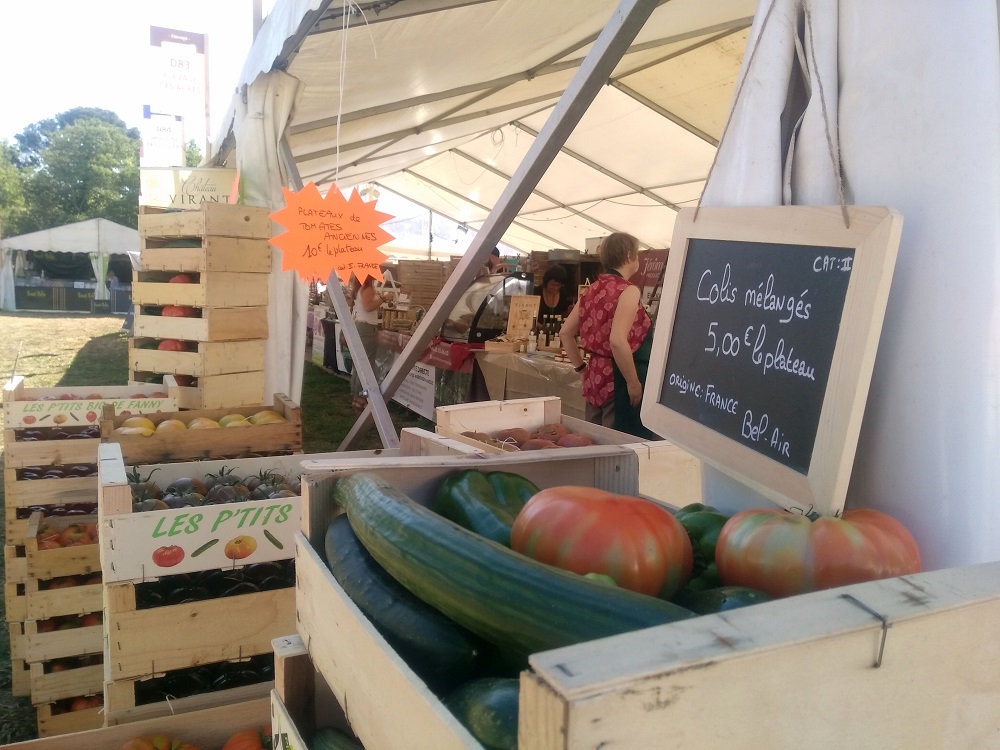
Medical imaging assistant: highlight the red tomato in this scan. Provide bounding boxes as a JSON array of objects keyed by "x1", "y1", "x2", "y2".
[
  {"x1": 716, "y1": 507, "x2": 922, "y2": 598},
  {"x1": 117, "y1": 736, "x2": 201, "y2": 750},
  {"x1": 168, "y1": 274, "x2": 195, "y2": 284},
  {"x1": 151, "y1": 545, "x2": 185, "y2": 568},
  {"x1": 511, "y1": 486, "x2": 692, "y2": 598},
  {"x1": 58, "y1": 523, "x2": 91, "y2": 547},
  {"x1": 161, "y1": 305, "x2": 197, "y2": 318},
  {"x1": 69, "y1": 695, "x2": 102, "y2": 711},
  {"x1": 157, "y1": 339, "x2": 188, "y2": 351},
  {"x1": 221, "y1": 726, "x2": 271, "y2": 750}
]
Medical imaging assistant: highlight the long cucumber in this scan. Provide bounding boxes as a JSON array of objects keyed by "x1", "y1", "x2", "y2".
[{"x1": 332, "y1": 472, "x2": 694, "y2": 659}]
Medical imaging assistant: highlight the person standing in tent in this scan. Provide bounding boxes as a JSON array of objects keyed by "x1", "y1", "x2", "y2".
[
  {"x1": 348, "y1": 274, "x2": 389, "y2": 413},
  {"x1": 559, "y1": 232, "x2": 656, "y2": 439}
]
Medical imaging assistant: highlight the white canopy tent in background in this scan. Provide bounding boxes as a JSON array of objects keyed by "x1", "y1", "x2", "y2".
[
  {"x1": 214, "y1": 0, "x2": 1000, "y2": 570},
  {"x1": 699, "y1": 0, "x2": 1000, "y2": 571},
  {"x1": 211, "y1": 0, "x2": 756, "y2": 420},
  {"x1": 0, "y1": 218, "x2": 139, "y2": 310}
]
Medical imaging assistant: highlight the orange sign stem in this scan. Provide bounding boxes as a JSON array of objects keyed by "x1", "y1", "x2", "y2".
[{"x1": 269, "y1": 183, "x2": 395, "y2": 285}]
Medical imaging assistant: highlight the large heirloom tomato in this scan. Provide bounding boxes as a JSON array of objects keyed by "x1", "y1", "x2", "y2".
[
  {"x1": 118, "y1": 736, "x2": 201, "y2": 750},
  {"x1": 510, "y1": 486, "x2": 692, "y2": 598},
  {"x1": 716, "y1": 507, "x2": 922, "y2": 598},
  {"x1": 221, "y1": 726, "x2": 271, "y2": 750}
]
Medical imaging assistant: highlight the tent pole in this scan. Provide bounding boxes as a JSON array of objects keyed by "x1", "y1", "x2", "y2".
[{"x1": 341, "y1": 0, "x2": 661, "y2": 447}]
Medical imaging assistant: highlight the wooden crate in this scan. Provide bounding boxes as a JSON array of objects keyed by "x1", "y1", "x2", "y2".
[
  {"x1": 0, "y1": 696, "x2": 269, "y2": 747},
  {"x1": 5, "y1": 545, "x2": 27, "y2": 586},
  {"x1": 132, "y1": 305, "x2": 269, "y2": 342},
  {"x1": 132, "y1": 271, "x2": 269, "y2": 308},
  {"x1": 104, "y1": 582, "x2": 294, "y2": 682},
  {"x1": 11, "y1": 658, "x2": 31, "y2": 698},
  {"x1": 2, "y1": 431, "x2": 100, "y2": 470},
  {"x1": 138, "y1": 203, "x2": 272, "y2": 239},
  {"x1": 100, "y1": 393, "x2": 302, "y2": 463},
  {"x1": 296, "y1": 457, "x2": 1000, "y2": 749},
  {"x1": 435, "y1": 397, "x2": 702, "y2": 506},
  {"x1": 23, "y1": 513, "x2": 100, "y2": 581},
  {"x1": 4, "y1": 469, "x2": 98, "y2": 547},
  {"x1": 129, "y1": 339, "x2": 266, "y2": 377},
  {"x1": 35, "y1": 701, "x2": 104, "y2": 738},
  {"x1": 13, "y1": 618, "x2": 103, "y2": 664},
  {"x1": 5, "y1": 575, "x2": 102, "y2": 623},
  {"x1": 103, "y1": 676, "x2": 272, "y2": 727},
  {"x1": 294, "y1": 448, "x2": 640, "y2": 750},
  {"x1": 30, "y1": 657, "x2": 104, "y2": 705},
  {"x1": 161, "y1": 371, "x2": 267, "y2": 410},
  {"x1": 3, "y1": 377, "x2": 176, "y2": 429},
  {"x1": 139, "y1": 235, "x2": 272, "y2": 273}
]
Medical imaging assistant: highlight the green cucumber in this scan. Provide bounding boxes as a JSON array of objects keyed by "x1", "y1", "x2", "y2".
[
  {"x1": 445, "y1": 677, "x2": 519, "y2": 750},
  {"x1": 312, "y1": 726, "x2": 364, "y2": 750},
  {"x1": 332, "y1": 472, "x2": 695, "y2": 659},
  {"x1": 324, "y1": 513, "x2": 482, "y2": 693}
]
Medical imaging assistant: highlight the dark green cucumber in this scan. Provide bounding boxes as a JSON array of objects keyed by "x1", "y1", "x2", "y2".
[
  {"x1": 324, "y1": 514, "x2": 482, "y2": 693},
  {"x1": 311, "y1": 726, "x2": 364, "y2": 750},
  {"x1": 332, "y1": 472, "x2": 695, "y2": 659},
  {"x1": 445, "y1": 677, "x2": 519, "y2": 750}
]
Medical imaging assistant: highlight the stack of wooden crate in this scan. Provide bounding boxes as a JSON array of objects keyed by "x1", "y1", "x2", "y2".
[
  {"x1": 1, "y1": 379, "x2": 175, "y2": 736},
  {"x1": 395, "y1": 260, "x2": 446, "y2": 310},
  {"x1": 130, "y1": 204, "x2": 273, "y2": 410}
]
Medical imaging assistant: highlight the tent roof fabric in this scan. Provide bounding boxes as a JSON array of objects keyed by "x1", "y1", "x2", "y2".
[
  {"x1": 214, "y1": 0, "x2": 755, "y2": 253},
  {"x1": 0, "y1": 218, "x2": 138, "y2": 256}
]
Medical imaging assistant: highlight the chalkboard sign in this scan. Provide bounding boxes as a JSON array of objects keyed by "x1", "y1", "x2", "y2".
[{"x1": 641, "y1": 206, "x2": 902, "y2": 515}]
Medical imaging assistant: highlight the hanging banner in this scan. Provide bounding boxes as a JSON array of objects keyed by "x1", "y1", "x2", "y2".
[
  {"x1": 140, "y1": 167, "x2": 238, "y2": 207},
  {"x1": 269, "y1": 183, "x2": 395, "y2": 285}
]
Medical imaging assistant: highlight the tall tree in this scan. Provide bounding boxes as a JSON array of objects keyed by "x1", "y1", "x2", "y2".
[
  {"x1": 0, "y1": 141, "x2": 26, "y2": 236},
  {"x1": 20, "y1": 118, "x2": 140, "y2": 232},
  {"x1": 185, "y1": 139, "x2": 203, "y2": 167},
  {"x1": 13, "y1": 107, "x2": 138, "y2": 169}
]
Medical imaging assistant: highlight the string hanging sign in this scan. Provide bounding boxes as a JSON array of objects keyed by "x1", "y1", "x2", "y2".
[{"x1": 270, "y1": 182, "x2": 396, "y2": 285}]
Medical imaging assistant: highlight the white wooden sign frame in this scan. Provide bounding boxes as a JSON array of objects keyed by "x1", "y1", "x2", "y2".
[{"x1": 641, "y1": 206, "x2": 902, "y2": 515}]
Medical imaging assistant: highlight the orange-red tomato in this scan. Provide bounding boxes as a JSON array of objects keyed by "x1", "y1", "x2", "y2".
[
  {"x1": 511, "y1": 486, "x2": 692, "y2": 598},
  {"x1": 716, "y1": 507, "x2": 922, "y2": 598},
  {"x1": 58, "y1": 523, "x2": 91, "y2": 547},
  {"x1": 221, "y1": 726, "x2": 271, "y2": 750}
]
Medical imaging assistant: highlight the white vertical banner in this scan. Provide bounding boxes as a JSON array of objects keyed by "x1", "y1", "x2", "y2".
[{"x1": 147, "y1": 26, "x2": 209, "y2": 156}]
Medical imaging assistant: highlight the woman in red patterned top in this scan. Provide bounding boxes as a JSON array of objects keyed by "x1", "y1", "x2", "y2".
[{"x1": 560, "y1": 233, "x2": 656, "y2": 438}]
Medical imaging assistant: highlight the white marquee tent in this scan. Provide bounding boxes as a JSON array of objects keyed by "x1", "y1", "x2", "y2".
[
  {"x1": 0, "y1": 218, "x2": 139, "y2": 310},
  {"x1": 213, "y1": 0, "x2": 1000, "y2": 570}
]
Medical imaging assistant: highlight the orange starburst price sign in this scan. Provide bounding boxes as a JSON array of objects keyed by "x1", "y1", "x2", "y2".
[{"x1": 269, "y1": 182, "x2": 395, "y2": 285}]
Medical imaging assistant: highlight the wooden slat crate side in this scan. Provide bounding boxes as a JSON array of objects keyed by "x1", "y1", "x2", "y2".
[
  {"x1": 25, "y1": 514, "x2": 101, "y2": 580},
  {"x1": 9, "y1": 622, "x2": 27, "y2": 660},
  {"x1": 5, "y1": 697, "x2": 270, "y2": 748},
  {"x1": 21, "y1": 622, "x2": 104, "y2": 663},
  {"x1": 138, "y1": 203, "x2": 272, "y2": 239},
  {"x1": 30, "y1": 661, "x2": 104, "y2": 705},
  {"x1": 133, "y1": 306, "x2": 269, "y2": 342},
  {"x1": 132, "y1": 272, "x2": 270, "y2": 308},
  {"x1": 6, "y1": 581, "x2": 27, "y2": 621},
  {"x1": 35, "y1": 703, "x2": 104, "y2": 738},
  {"x1": 296, "y1": 536, "x2": 481, "y2": 750},
  {"x1": 129, "y1": 339, "x2": 267, "y2": 377},
  {"x1": 4, "y1": 471, "x2": 98, "y2": 509},
  {"x1": 23, "y1": 580, "x2": 104, "y2": 622},
  {"x1": 6, "y1": 544, "x2": 29, "y2": 585},
  {"x1": 522, "y1": 562, "x2": 1000, "y2": 750},
  {"x1": 6, "y1": 507, "x2": 31, "y2": 548},
  {"x1": 2, "y1": 434, "x2": 100, "y2": 469},
  {"x1": 12, "y1": 657, "x2": 31, "y2": 697},
  {"x1": 138, "y1": 236, "x2": 272, "y2": 273},
  {"x1": 105, "y1": 585, "x2": 295, "y2": 681},
  {"x1": 103, "y1": 682, "x2": 271, "y2": 726},
  {"x1": 165, "y1": 371, "x2": 267, "y2": 410}
]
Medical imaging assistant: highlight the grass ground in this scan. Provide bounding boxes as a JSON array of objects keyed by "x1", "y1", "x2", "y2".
[{"x1": 0, "y1": 311, "x2": 429, "y2": 742}]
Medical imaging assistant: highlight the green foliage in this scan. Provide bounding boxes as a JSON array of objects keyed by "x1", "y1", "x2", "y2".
[
  {"x1": 12, "y1": 107, "x2": 137, "y2": 168},
  {"x1": 19, "y1": 118, "x2": 140, "y2": 232},
  {"x1": 185, "y1": 138, "x2": 203, "y2": 167},
  {"x1": 0, "y1": 141, "x2": 25, "y2": 236}
]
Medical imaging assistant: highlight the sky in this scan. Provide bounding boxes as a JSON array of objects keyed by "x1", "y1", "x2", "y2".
[{"x1": 0, "y1": 0, "x2": 276, "y2": 148}]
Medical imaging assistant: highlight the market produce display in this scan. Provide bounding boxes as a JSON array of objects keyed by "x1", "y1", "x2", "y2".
[
  {"x1": 329, "y1": 472, "x2": 695, "y2": 662},
  {"x1": 715, "y1": 506, "x2": 922, "y2": 597},
  {"x1": 127, "y1": 465, "x2": 302, "y2": 510},
  {"x1": 674, "y1": 502, "x2": 730, "y2": 591},
  {"x1": 135, "y1": 560, "x2": 295, "y2": 608},
  {"x1": 131, "y1": 654, "x2": 275, "y2": 706},
  {"x1": 465, "y1": 423, "x2": 597, "y2": 450},
  {"x1": 113, "y1": 410, "x2": 288, "y2": 436}
]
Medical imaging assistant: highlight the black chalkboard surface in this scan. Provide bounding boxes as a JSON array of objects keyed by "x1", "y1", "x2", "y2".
[
  {"x1": 641, "y1": 206, "x2": 902, "y2": 515},
  {"x1": 658, "y1": 238, "x2": 854, "y2": 474}
]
